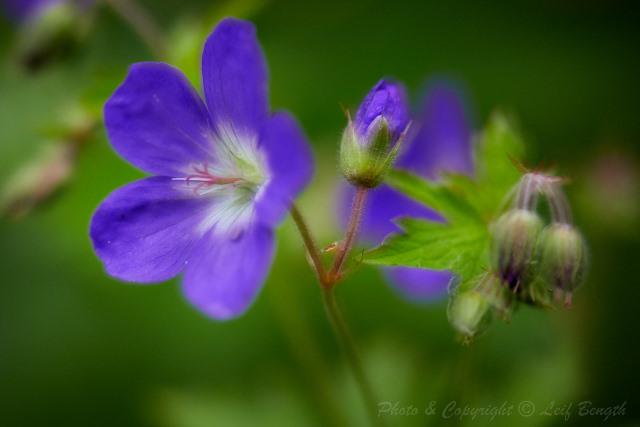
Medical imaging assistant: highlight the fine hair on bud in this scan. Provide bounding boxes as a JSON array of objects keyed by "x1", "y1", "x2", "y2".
[
  {"x1": 515, "y1": 173, "x2": 542, "y2": 211},
  {"x1": 339, "y1": 117, "x2": 407, "y2": 188}
]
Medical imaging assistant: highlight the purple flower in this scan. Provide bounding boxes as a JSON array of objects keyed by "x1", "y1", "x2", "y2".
[
  {"x1": 90, "y1": 18, "x2": 313, "y2": 320},
  {"x1": 340, "y1": 82, "x2": 473, "y2": 301}
]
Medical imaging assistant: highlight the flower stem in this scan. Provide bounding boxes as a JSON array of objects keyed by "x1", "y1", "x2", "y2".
[
  {"x1": 322, "y1": 288, "x2": 383, "y2": 426},
  {"x1": 290, "y1": 197, "x2": 382, "y2": 426},
  {"x1": 290, "y1": 204, "x2": 328, "y2": 285},
  {"x1": 329, "y1": 186, "x2": 367, "y2": 284},
  {"x1": 105, "y1": 0, "x2": 167, "y2": 58}
]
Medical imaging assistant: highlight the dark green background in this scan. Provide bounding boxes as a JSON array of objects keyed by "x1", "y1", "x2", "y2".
[{"x1": 1, "y1": 0, "x2": 638, "y2": 426}]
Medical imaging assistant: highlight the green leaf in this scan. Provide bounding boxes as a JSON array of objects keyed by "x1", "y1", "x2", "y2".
[
  {"x1": 363, "y1": 111, "x2": 527, "y2": 287},
  {"x1": 366, "y1": 219, "x2": 489, "y2": 284},
  {"x1": 386, "y1": 169, "x2": 482, "y2": 224}
]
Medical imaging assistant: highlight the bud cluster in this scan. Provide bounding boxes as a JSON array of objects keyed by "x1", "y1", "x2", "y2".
[{"x1": 449, "y1": 172, "x2": 588, "y2": 339}]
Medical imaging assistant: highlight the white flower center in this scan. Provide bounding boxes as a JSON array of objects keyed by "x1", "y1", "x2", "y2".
[{"x1": 174, "y1": 125, "x2": 269, "y2": 238}]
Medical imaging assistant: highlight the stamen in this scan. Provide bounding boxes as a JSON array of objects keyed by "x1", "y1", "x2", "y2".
[{"x1": 176, "y1": 162, "x2": 243, "y2": 196}]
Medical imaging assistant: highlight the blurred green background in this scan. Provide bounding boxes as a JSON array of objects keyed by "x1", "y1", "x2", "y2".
[{"x1": 1, "y1": 0, "x2": 639, "y2": 426}]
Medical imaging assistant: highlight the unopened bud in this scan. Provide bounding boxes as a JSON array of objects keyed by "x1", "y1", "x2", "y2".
[
  {"x1": 339, "y1": 80, "x2": 410, "y2": 188},
  {"x1": 538, "y1": 223, "x2": 587, "y2": 307},
  {"x1": 340, "y1": 117, "x2": 406, "y2": 188},
  {"x1": 448, "y1": 288, "x2": 491, "y2": 340},
  {"x1": 491, "y1": 209, "x2": 543, "y2": 291}
]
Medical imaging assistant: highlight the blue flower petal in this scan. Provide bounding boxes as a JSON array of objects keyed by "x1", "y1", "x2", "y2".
[
  {"x1": 105, "y1": 62, "x2": 215, "y2": 176},
  {"x1": 398, "y1": 82, "x2": 473, "y2": 178},
  {"x1": 90, "y1": 177, "x2": 209, "y2": 283},
  {"x1": 384, "y1": 267, "x2": 452, "y2": 302},
  {"x1": 182, "y1": 224, "x2": 274, "y2": 320},
  {"x1": 202, "y1": 18, "x2": 268, "y2": 135}
]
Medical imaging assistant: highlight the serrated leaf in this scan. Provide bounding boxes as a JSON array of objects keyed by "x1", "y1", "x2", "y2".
[
  {"x1": 365, "y1": 111, "x2": 527, "y2": 287},
  {"x1": 366, "y1": 219, "x2": 489, "y2": 283}
]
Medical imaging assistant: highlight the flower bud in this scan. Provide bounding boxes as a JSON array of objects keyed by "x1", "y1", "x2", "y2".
[
  {"x1": 491, "y1": 209, "x2": 543, "y2": 291},
  {"x1": 340, "y1": 117, "x2": 404, "y2": 188},
  {"x1": 538, "y1": 223, "x2": 587, "y2": 307},
  {"x1": 339, "y1": 80, "x2": 410, "y2": 188},
  {"x1": 448, "y1": 288, "x2": 491, "y2": 340}
]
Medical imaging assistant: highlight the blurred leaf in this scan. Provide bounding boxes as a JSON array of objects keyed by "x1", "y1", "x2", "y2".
[
  {"x1": 165, "y1": 18, "x2": 204, "y2": 87},
  {"x1": 466, "y1": 110, "x2": 526, "y2": 219}
]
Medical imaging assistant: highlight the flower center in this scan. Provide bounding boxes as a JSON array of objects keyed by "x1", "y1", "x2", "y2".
[
  {"x1": 176, "y1": 129, "x2": 269, "y2": 237},
  {"x1": 183, "y1": 163, "x2": 243, "y2": 196}
]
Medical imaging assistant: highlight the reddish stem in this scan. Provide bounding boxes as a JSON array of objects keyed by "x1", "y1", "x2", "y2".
[{"x1": 328, "y1": 186, "x2": 368, "y2": 285}]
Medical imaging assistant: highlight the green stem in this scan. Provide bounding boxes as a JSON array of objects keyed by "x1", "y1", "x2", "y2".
[
  {"x1": 290, "y1": 204, "x2": 328, "y2": 286},
  {"x1": 291, "y1": 196, "x2": 381, "y2": 426},
  {"x1": 322, "y1": 288, "x2": 382, "y2": 426}
]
